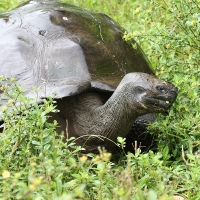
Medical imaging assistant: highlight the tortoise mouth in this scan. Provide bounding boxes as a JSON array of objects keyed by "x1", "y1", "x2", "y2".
[
  {"x1": 155, "y1": 98, "x2": 173, "y2": 111},
  {"x1": 144, "y1": 96, "x2": 175, "y2": 113},
  {"x1": 144, "y1": 86, "x2": 178, "y2": 112}
]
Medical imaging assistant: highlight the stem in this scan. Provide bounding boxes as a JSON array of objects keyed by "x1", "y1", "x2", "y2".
[{"x1": 9, "y1": 137, "x2": 22, "y2": 161}]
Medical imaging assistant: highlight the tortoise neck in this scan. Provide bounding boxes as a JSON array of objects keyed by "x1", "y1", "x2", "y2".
[{"x1": 95, "y1": 88, "x2": 139, "y2": 142}]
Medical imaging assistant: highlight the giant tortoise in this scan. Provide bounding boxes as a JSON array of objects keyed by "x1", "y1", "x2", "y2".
[{"x1": 0, "y1": 0, "x2": 178, "y2": 153}]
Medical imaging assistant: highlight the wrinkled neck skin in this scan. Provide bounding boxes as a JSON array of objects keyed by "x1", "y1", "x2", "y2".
[
  {"x1": 57, "y1": 84, "x2": 146, "y2": 153},
  {"x1": 95, "y1": 87, "x2": 139, "y2": 140}
]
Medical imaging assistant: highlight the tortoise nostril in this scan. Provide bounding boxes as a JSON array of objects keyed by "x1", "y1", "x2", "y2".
[{"x1": 156, "y1": 86, "x2": 167, "y2": 93}]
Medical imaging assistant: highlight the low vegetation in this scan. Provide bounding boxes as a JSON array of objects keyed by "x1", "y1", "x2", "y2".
[{"x1": 0, "y1": 0, "x2": 200, "y2": 199}]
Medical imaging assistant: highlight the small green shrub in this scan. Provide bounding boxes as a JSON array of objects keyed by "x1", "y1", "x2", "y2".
[{"x1": 0, "y1": 78, "x2": 84, "y2": 199}]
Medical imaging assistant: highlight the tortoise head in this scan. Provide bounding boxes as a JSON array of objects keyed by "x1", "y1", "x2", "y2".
[{"x1": 117, "y1": 72, "x2": 178, "y2": 115}]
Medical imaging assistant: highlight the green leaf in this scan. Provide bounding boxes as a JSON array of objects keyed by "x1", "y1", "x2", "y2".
[
  {"x1": 186, "y1": 154, "x2": 196, "y2": 161},
  {"x1": 147, "y1": 190, "x2": 157, "y2": 200}
]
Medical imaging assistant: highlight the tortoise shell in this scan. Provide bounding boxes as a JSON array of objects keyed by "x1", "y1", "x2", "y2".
[{"x1": 0, "y1": 0, "x2": 153, "y2": 101}]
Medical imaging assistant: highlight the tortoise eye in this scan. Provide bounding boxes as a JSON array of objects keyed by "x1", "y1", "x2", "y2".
[{"x1": 156, "y1": 86, "x2": 167, "y2": 93}]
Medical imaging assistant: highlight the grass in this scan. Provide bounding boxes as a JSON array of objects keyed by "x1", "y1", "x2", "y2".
[{"x1": 0, "y1": 0, "x2": 200, "y2": 199}]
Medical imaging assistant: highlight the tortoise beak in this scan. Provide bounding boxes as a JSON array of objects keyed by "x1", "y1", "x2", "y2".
[
  {"x1": 155, "y1": 85, "x2": 178, "y2": 112},
  {"x1": 144, "y1": 84, "x2": 178, "y2": 113}
]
